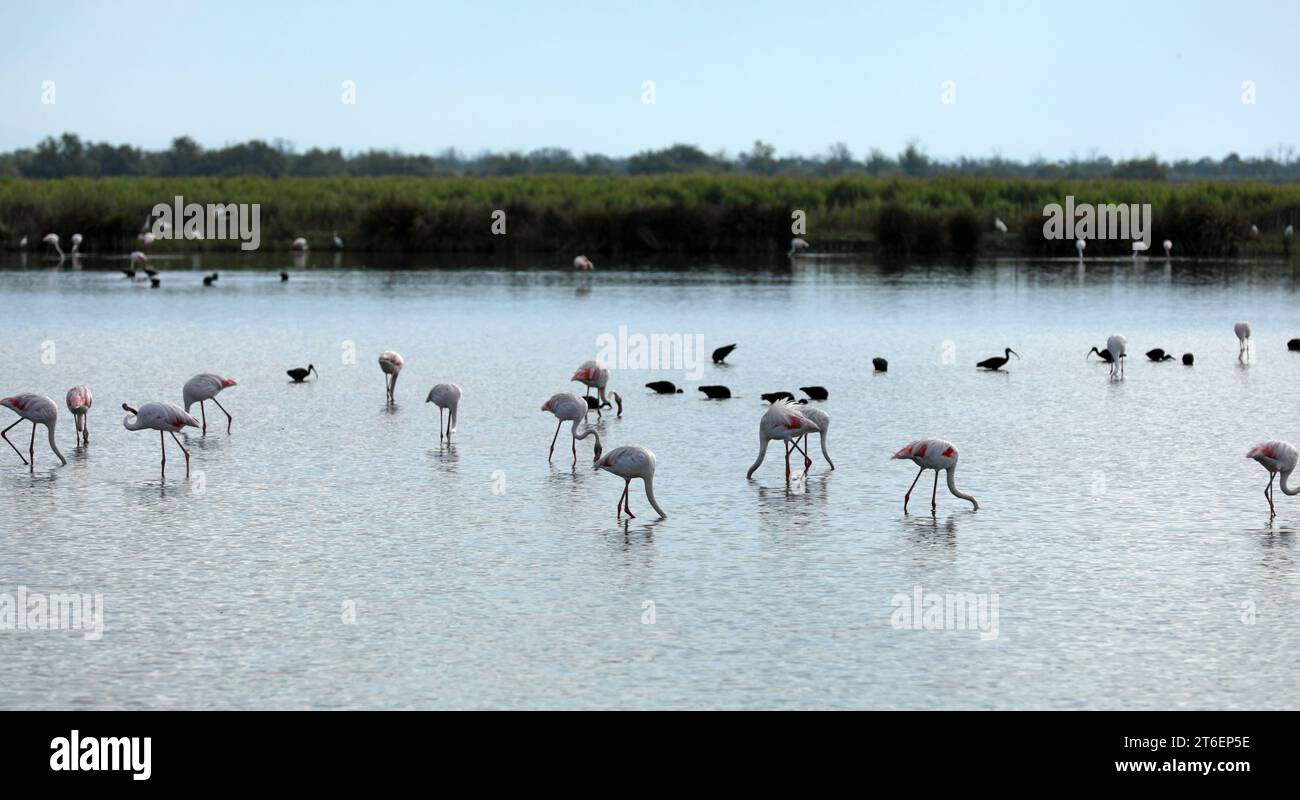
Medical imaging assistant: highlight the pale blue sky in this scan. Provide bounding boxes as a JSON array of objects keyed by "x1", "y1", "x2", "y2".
[{"x1": 2, "y1": 0, "x2": 1297, "y2": 161}]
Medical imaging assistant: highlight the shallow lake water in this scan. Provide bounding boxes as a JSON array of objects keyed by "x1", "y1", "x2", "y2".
[{"x1": 1, "y1": 252, "x2": 1297, "y2": 709}]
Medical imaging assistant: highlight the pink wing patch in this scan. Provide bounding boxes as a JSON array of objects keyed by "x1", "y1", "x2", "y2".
[
  {"x1": 942, "y1": 447, "x2": 954, "y2": 457},
  {"x1": 785, "y1": 415, "x2": 803, "y2": 429},
  {"x1": 915, "y1": 443, "x2": 928, "y2": 458}
]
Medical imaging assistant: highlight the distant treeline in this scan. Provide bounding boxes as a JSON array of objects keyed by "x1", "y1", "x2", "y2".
[
  {"x1": 5, "y1": 133, "x2": 1300, "y2": 183},
  {"x1": 3, "y1": 174, "x2": 1297, "y2": 258}
]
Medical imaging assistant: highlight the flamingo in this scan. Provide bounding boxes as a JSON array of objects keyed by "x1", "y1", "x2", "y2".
[
  {"x1": 1250, "y1": 224, "x2": 1260, "y2": 238},
  {"x1": 1, "y1": 395, "x2": 66, "y2": 467},
  {"x1": 138, "y1": 232, "x2": 155, "y2": 245},
  {"x1": 798, "y1": 406, "x2": 834, "y2": 469},
  {"x1": 541, "y1": 392, "x2": 600, "y2": 464},
  {"x1": 595, "y1": 445, "x2": 666, "y2": 519},
  {"x1": 994, "y1": 217, "x2": 1007, "y2": 233},
  {"x1": 426, "y1": 383, "x2": 462, "y2": 441},
  {"x1": 70, "y1": 233, "x2": 83, "y2": 254},
  {"x1": 1132, "y1": 241, "x2": 1149, "y2": 257},
  {"x1": 18, "y1": 236, "x2": 27, "y2": 248},
  {"x1": 891, "y1": 439, "x2": 978, "y2": 513},
  {"x1": 122, "y1": 402, "x2": 199, "y2": 477},
  {"x1": 378, "y1": 351, "x2": 404, "y2": 403},
  {"x1": 572, "y1": 359, "x2": 611, "y2": 404},
  {"x1": 183, "y1": 373, "x2": 238, "y2": 434},
  {"x1": 42, "y1": 233, "x2": 63, "y2": 258},
  {"x1": 1247, "y1": 441, "x2": 1300, "y2": 516},
  {"x1": 1075, "y1": 239, "x2": 1086, "y2": 259},
  {"x1": 788, "y1": 238, "x2": 810, "y2": 257},
  {"x1": 65, "y1": 385, "x2": 92, "y2": 445},
  {"x1": 292, "y1": 237, "x2": 308, "y2": 251},
  {"x1": 746, "y1": 400, "x2": 820, "y2": 481},
  {"x1": 333, "y1": 231, "x2": 344, "y2": 249},
  {"x1": 573, "y1": 255, "x2": 594, "y2": 270},
  {"x1": 1163, "y1": 239, "x2": 1173, "y2": 257},
  {"x1": 1101, "y1": 334, "x2": 1127, "y2": 378},
  {"x1": 1235, "y1": 321, "x2": 1252, "y2": 362},
  {"x1": 123, "y1": 251, "x2": 149, "y2": 279}
]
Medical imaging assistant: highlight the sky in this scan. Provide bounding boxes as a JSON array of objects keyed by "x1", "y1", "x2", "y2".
[{"x1": 2, "y1": 0, "x2": 1298, "y2": 162}]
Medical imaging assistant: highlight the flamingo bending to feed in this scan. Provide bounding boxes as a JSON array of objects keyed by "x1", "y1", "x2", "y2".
[
  {"x1": 541, "y1": 392, "x2": 601, "y2": 464},
  {"x1": 572, "y1": 359, "x2": 612, "y2": 405},
  {"x1": 292, "y1": 237, "x2": 308, "y2": 251},
  {"x1": 573, "y1": 255, "x2": 594, "y2": 270},
  {"x1": 1, "y1": 395, "x2": 66, "y2": 467},
  {"x1": 1075, "y1": 239, "x2": 1086, "y2": 258},
  {"x1": 122, "y1": 402, "x2": 199, "y2": 477},
  {"x1": 1247, "y1": 441, "x2": 1300, "y2": 516},
  {"x1": 66, "y1": 385, "x2": 92, "y2": 445},
  {"x1": 426, "y1": 383, "x2": 462, "y2": 441},
  {"x1": 70, "y1": 233, "x2": 83, "y2": 254},
  {"x1": 42, "y1": 233, "x2": 63, "y2": 258},
  {"x1": 746, "y1": 400, "x2": 820, "y2": 481},
  {"x1": 1235, "y1": 321, "x2": 1252, "y2": 362},
  {"x1": 595, "y1": 445, "x2": 666, "y2": 519},
  {"x1": 379, "y1": 351, "x2": 404, "y2": 403},
  {"x1": 1102, "y1": 334, "x2": 1127, "y2": 378},
  {"x1": 183, "y1": 373, "x2": 238, "y2": 434},
  {"x1": 891, "y1": 439, "x2": 978, "y2": 513},
  {"x1": 798, "y1": 406, "x2": 834, "y2": 469},
  {"x1": 788, "y1": 238, "x2": 810, "y2": 257}
]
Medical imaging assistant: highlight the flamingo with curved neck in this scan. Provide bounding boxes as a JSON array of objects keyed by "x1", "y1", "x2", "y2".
[{"x1": 1, "y1": 395, "x2": 65, "y2": 468}]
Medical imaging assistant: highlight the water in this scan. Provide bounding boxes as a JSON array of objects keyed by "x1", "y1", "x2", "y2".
[{"x1": 1, "y1": 253, "x2": 1298, "y2": 709}]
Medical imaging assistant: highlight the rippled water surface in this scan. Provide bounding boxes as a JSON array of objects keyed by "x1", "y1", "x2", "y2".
[{"x1": 1, "y1": 253, "x2": 1298, "y2": 709}]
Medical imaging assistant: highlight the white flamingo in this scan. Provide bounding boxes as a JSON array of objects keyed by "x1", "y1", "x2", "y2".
[
  {"x1": 746, "y1": 400, "x2": 820, "y2": 480},
  {"x1": 122, "y1": 402, "x2": 199, "y2": 477},
  {"x1": 573, "y1": 255, "x2": 594, "y2": 270},
  {"x1": 571, "y1": 359, "x2": 612, "y2": 405},
  {"x1": 292, "y1": 237, "x2": 309, "y2": 251},
  {"x1": 333, "y1": 231, "x2": 344, "y2": 249},
  {"x1": 65, "y1": 385, "x2": 92, "y2": 445},
  {"x1": 1105, "y1": 334, "x2": 1128, "y2": 379},
  {"x1": 595, "y1": 445, "x2": 666, "y2": 519},
  {"x1": 541, "y1": 392, "x2": 600, "y2": 464},
  {"x1": 1075, "y1": 239, "x2": 1086, "y2": 259},
  {"x1": 426, "y1": 383, "x2": 462, "y2": 441},
  {"x1": 42, "y1": 233, "x2": 63, "y2": 258},
  {"x1": 183, "y1": 373, "x2": 238, "y2": 434},
  {"x1": 788, "y1": 238, "x2": 810, "y2": 257},
  {"x1": 1163, "y1": 239, "x2": 1173, "y2": 257},
  {"x1": 1235, "y1": 321, "x2": 1252, "y2": 362},
  {"x1": 379, "y1": 351, "x2": 404, "y2": 403},
  {"x1": 891, "y1": 438, "x2": 978, "y2": 513},
  {"x1": 1247, "y1": 441, "x2": 1300, "y2": 516},
  {"x1": 70, "y1": 233, "x2": 83, "y2": 254},
  {"x1": 1, "y1": 394, "x2": 66, "y2": 467},
  {"x1": 994, "y1": 217, "x2": 1007, "y2": 233},
  {"x1": 797, "y1": 406, "x2": 834, "y2": 469}
]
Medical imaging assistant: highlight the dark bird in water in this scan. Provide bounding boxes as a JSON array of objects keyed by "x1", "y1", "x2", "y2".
[
  {"x1": 280, "y1": 271, "x2": 289, "y2": 281},
  {"x1": 121, "y1": 268, "x2": 137, "y2": 278},
  {"x1": 1182, "y1": 353, "x2": 1194, "y2": 366},
  {"x1": 800, "y1": 386, "x2": 829, "y2": 401},
  {"x1": 149, "y1": 277, "x2": 161, "y2": 288},
  {"x1": 584, "y1": 396, "x2": 605, "y2": 418},
  {"x1": 976, "y1": 348, "x2": 1020, "y2": 371},
  {"x1": 699, "y1": 385, "x2": 732, "y2": 399},
  {"x1": 872, "y1": 357, "x2": 888, "y2": 372},
  {"x1": 287, "y1": 364, "x2": 317, "y2": 383},
  {"x1": 645, "y1": 381, "x2": 683, "y2": 395},
  {"x1": 203, "y1": 272, "x2": 219, "y2": 286},
  {"x1": 145, "y1": 268, "x2": 158, "y2": 278},
  {"x1": 1145, "y1": 348, "x2": 1174, "y2": 362},
  {"x1": 1288, "y1": 339, "x2": 1300, "y2": 352},
  {"x1": 712, "y1": 343, "x2": 737, "y2": 364},
  {"x1": 1087, "y1": 347, "x2": 1114, "y2": 363},
  {"x1": 761, "y1": 391, "x2": 795, "y2": 404}
]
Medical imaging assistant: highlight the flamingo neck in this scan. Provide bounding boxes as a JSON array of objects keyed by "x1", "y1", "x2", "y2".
[
  {"x1": 46, "y1": 422, "x2": 66, "y2": 465},
  {"x1": 1280, "y1": 470, "x2": 1300, "y2": 496},
  {"x1": 123, "y1": 413, "x2": 144, "y2": 431},
  {"x1": 643, "y1": 474, "x2": 667, "y2": 518},
  {"x1": 946, "y1": 468, "x2": 978, "y2": 510},
  {"x1": 747, "y1": 435, "x2": 770, "y2": 479},
  {"x1": 819, "y1": 431, "x2": 834, "y2": 469}
]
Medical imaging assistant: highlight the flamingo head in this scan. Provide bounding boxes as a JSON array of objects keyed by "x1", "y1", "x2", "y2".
[
  {"x1": 121, "y1": 403, "x2": 138, "y2": 415},
  {"x1": 592, "y1": 441, "x2": 603, "y2": 462}
]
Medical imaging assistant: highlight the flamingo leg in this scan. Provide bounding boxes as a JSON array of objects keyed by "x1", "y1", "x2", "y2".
[
  {"x1": 160, "y1": 430, "x2": 167, "y2": 477},
  {"x1": 784, "y1": 440, "x2": 791, "y2": 481},
  {"x1": 793, "y1": 436, "x2": 811, "y2": 471},
  {"x1": 931, "y1": 469, "x2": 940, "y2": 514},
  {"x1": 211, "y1": 397, "x2": 233, "y2": 434},
  {"x1": 169, "y1": 431, "x2": 191, "y2": 477},
  {"x1": 28, "y1": 422, "x2": 36, "y2": 468},
  {"x1": 439, "y1": 408, "x2": 445, "y2": 441},
  {"x1": 616, "y1": 483, "x2": 627, "y2": 517},
  {"x1": 903, "y1": 467, "x2": 924, "y2": 513},
  {"x1": 548, "y1": 421, "x2": 561, "y2": 461},
  {"x1": 199, "y1": 401, "x2": 208, "y2": 434},
  {"x1": 624, "y1": 480, "x2": 636, "y2": 519},
  {"x1": 1267, "y1": 471, "x2": 1277, "y2": 516},
  {"x1": 571, "y1": 434, "x2": 577, "y2": 466},
  {"x1": 1, "y1": 420, "x2": 27, "y2": 464}
]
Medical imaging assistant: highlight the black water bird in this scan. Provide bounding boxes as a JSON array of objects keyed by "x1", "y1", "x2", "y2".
[
  {"x1": 712, "y1": 343, "x2": 737, "y2": 364},
  {"x1": 761, "y1": 391, "x2": 795, "y2": 404},
  {"x1": 1145, "y1": 348, "x2": 1174, "y2": 362},
  {"x1": 121, "y1": 268, "x2": 136, "y2": 278},
  {"x1": 872, "y1": 357, "x2": 888, "y2": 372},
  {"x1": 1182, "y1": 353, "x2": 1194, "y2": 366},
  {"x1": 645, "y1": 381, "x2": 683, "y2": 395},
  {"x1": 1087, "y1": 347, "x2": 1114, "y2": 363},
  {"x1": 280, "y1": 271, "x2": 289, "y2": 281},
  {"x1": 1288, "y1": 338, "x2": 1300, "y2": 352},
  {"x1": 287, "y1": 364, "x2": 317, "y2": 383},
  {"x1": 976, "y1": 348, "x2": 1020, "y2": 371},
  {"x1": 145, "y1": 268, "x2": 158, "y2": 278},
  {"x1": 698, "y1": 385, "x2": 732, "y2": 400},
  {"x1": 203, "y1": 272, "x2": 219, "y2": 286},
  {"x1": 800, "y1": 386, "x2": 828, "y2": 401},
  {"x1": 149, "y1": 277, "x2": 161, "y2": 288}
]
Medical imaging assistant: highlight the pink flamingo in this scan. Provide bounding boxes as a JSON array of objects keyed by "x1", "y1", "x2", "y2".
[
  {"x1": 746, "y1": 400, "x2": 820, "y2": 480},
  {"x1": 573, "y1": 255, "x2": 594, "y2": 270},
  {"x1": 65, "y1": 385, "x2": 92, "y2": 445},
  {"x1": 1246, "y1": 440, "x2": 1300, "y2": 516},
  {"x1": 572, "y1": 359, "x2": 612, "y2": 405},
  {"x1": 797, "y1": 406, "x2": 834, "y2": 469},
  {"x1": 122, "y1": 402, "x2": 200, "y2": 477},
  {"x1": 1, "y1": 395, "x2": 66, "y2": 467},
  {"x1": 891, "y1": 439, "x2": 979, "y2": 513},
  {"x1": 595, "y1": 445, "x2": 666, "y2": 519},
  {"x1": 379, "y1": 351, "x2": 404, "y2": 403},
  {"x1": 42, "y1": 233, "x2": 63, "y2": 258},
  {"x1": 541, "y1": 392, "x2": 601, "y2": 464},
  {"x1": 426, "y1": 383, "x2": 462, "y2": 441},
  {"x1": 183, "y1": 373, "x2": 238, "y2": 434}
]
